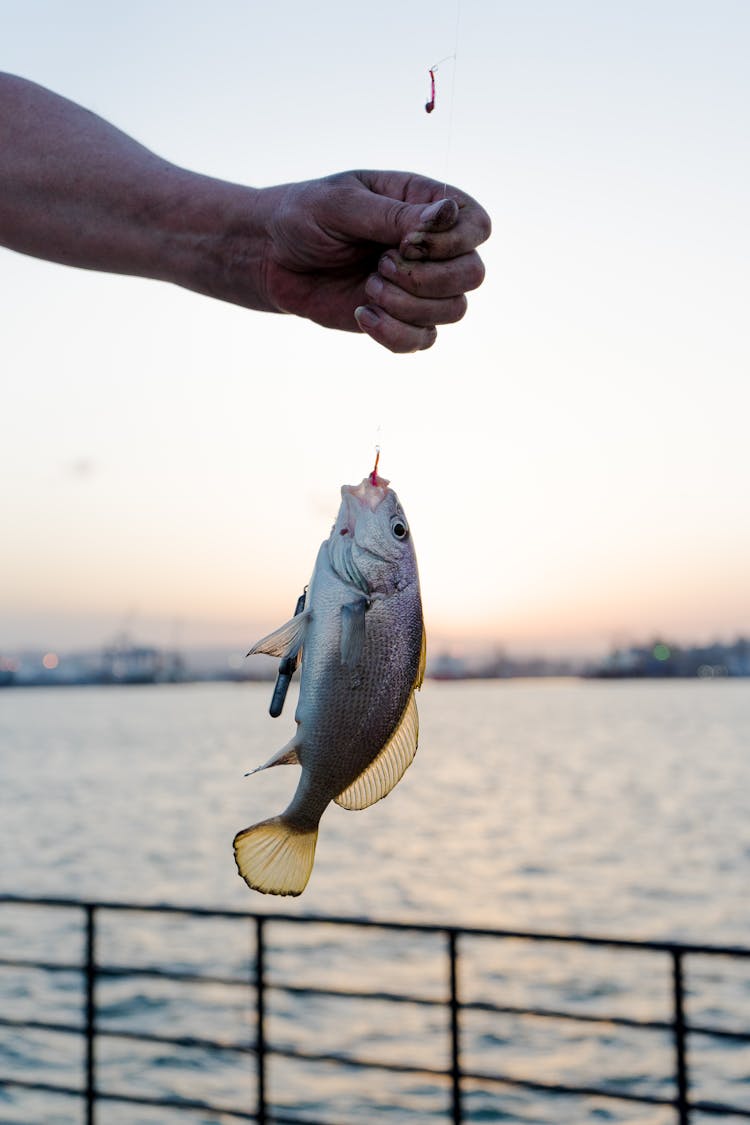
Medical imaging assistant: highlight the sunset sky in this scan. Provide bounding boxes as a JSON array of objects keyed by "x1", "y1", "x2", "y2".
[{"x1": 2, "y1": 1, "x2": 749, "y2": 657}]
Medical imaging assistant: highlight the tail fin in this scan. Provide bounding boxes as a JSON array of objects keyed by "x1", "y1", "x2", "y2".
[{"x1": 233, "y1": 816, "x2": 318, "y2": 897}]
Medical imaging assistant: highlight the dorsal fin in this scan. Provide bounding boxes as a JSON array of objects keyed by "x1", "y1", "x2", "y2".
[{"x1": 334, "y1": 692, "x2": 419, "y2": 811}]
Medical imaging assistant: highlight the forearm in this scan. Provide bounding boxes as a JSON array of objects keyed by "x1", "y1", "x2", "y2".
[{"x1": 0, "y1": 73, "x2": 273, "y2": 307}]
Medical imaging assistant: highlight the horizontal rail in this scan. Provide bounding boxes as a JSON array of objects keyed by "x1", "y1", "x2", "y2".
[
  {"x1": 0, "y1": 1077, "x2": 258, "y2": 1121},
  {"x1": 270, "y1": 1045, "x2": 677, "y2": 1109},
  {"x1": 461, "y1": 1066, "x2": 677, "y2": 1108},
  {"x1": 2, "y1": 892, "x2": 749, "y2": 956},
  {"x1": 690, "y1": 1101, "x2": 750, "y2": 1119},
  {"x1": 0, "y1": 1013, "x2": 254, "y2": 1054},
  {"x1": 0, "y1": 953, "x2": 244, "y2": 986},
  {"x1": 4, "y1": 959, "x2": 749, "y2": 1045},
  {"x1": 0, "y1": 955, "x2": 81, "y2": 973}
]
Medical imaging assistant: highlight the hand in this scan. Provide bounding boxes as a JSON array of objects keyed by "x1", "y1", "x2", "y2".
[{"x1": 255, "y1": 170, "x2": 491, "y2": 353}]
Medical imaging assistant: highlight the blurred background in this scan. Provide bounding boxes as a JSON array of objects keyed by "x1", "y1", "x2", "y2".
[{"x1": 2, "y1": 0, "x2": 749, "y2": 665}]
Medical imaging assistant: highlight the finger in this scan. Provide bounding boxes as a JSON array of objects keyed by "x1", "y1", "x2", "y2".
[
  {"x1": 354, "y1": 305, "x2": 437, "y2": 354},
  {"x1": 364, "y1": 273, "x2": 467, "y2": 327},
  {"x1": 399, "y1": 217, "x2": 492, "y2": 262},
  {"x1": 379, "y1": 249, "x2": 486, "y2": 299}
]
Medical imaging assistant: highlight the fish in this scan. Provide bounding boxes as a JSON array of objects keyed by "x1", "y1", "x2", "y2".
[{"x1": 233, "y1": 464, "x2": 425, "y2": 897}]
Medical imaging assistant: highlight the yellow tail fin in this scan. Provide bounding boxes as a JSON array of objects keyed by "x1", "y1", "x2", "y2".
[{"x1": 233, "y1": 816, "x2": 318, "y2": 896}]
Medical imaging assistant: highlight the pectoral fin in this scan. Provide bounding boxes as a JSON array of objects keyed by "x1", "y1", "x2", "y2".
[
  {"x1": 247, "y1": 612, "x2": 309, "y2": 661},
  {"x1": 340, "y1": 598, "x2": 368, "y2": 668},
  {"x1": 334, "y1": 692, "x2": 419, "y2": 811}
]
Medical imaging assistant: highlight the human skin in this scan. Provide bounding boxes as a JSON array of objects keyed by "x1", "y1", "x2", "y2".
[{"x1": 0, "y1": 73, "x2": 491, "y2": 354}]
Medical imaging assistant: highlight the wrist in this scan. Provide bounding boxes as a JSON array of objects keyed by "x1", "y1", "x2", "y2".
[{"x1": 160, "y1": 172, "x2": 283, "y2": 314}]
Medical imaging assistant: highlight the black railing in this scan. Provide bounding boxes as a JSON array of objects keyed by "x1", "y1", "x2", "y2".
[{"x1": 1, "y1": 893, "x2": 749, "y2": 1123}]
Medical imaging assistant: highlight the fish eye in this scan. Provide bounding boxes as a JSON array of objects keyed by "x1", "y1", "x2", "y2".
[{"x1": 391, "y1": 517, "x2": 409, "y2": 541}]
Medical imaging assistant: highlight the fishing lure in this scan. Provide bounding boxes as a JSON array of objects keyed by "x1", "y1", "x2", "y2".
[{"x1": 425, "y1": 68, "x2": 436, "y2": 114}]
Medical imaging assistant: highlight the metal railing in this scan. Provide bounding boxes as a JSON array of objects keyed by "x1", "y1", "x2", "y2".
[{"x1": 1, "y1": 893, "x2": 749, "y2": 1124}]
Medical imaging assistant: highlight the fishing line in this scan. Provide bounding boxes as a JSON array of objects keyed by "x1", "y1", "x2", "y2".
[
  {"x1": 371, "y1": 3, "x2": 462, "y2": 473},
  {"x1": 424, "y1": 0, "x2": 462, "y2": 196},
  {"x1": 444, "y1": 0, "x2": 461, "y2": 195}
]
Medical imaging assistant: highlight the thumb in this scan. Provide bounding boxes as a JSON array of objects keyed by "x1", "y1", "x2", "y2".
[
  {"x1": 414, "y1": 198, "x2": 460, "y2": 232},
  {"x1": 334, "y1": 179, "x2": 460, "y2": 245}
]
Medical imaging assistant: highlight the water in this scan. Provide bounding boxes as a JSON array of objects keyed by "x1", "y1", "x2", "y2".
[{"x1": 1, "y1": 680, "x2": 749, "y2": 1122}]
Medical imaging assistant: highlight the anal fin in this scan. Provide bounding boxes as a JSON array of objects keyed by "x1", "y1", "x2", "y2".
[
  {"x1": 335, "y1": 692, "x2": 419, "y2": 811},
  {"x1": 245, "y1": 741, "x2": 300, "y2": 776}
]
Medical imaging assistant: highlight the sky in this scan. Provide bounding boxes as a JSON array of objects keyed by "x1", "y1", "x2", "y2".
[{"x1": 1, "y1": 0, "x2": 749, "y2": 658}]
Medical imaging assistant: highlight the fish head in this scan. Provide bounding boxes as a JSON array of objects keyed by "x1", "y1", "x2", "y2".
[{"x1": 327, "y1": 474, "x2": 418, "y2": 596}]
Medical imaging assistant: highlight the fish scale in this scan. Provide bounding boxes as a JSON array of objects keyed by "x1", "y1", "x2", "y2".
[{"x1": 295, "y1": 592, "x2": 421, "y2": 799}]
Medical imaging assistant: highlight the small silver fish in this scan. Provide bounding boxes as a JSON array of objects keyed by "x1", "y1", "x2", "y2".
[{"x1": 234, "y1": 465, "x2": 425, "y2": 896}]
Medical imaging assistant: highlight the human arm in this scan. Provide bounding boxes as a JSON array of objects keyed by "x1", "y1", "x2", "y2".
[{"x1": 0, "y1": 73, "x2": 490, "y2": 353}]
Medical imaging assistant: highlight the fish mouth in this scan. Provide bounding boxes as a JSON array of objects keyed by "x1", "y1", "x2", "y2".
[
  {"x1": 328, "y1": 476, "x2": 393, "y2": 590},
  {"x1": 341, "y1": 475, "x2": 390, "y2": 512}
]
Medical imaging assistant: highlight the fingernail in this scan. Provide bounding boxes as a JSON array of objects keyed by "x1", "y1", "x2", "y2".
[
  {"x1": 419, "y1": 198, "x2": 459, "y2": 232},
  {"x1": 419, "y1": 199, "x2": 448, "y2": 224},
  {"x1": 365, "y1": 274, "x2": 384, "y2": 300},
  {"x1": 355, "y1": 305, "x2": 380, "y2": 331},
  {"x1": 378, "y1": 254, "x2": 398, "y2": 278}
]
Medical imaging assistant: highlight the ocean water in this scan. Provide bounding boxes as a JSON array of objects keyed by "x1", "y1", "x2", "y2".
[{"x1": 1, "y1": 679, "x2": 749, "y2": 1122}]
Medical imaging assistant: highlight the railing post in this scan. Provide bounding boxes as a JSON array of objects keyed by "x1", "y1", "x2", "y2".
[
  {"x1": 255, "y1": 916, "x2": 267, "y2": 1125},
  {"x1": 83, "y1": 904, "x2": 97, "y2": 1125},
  {"x1": 447, "y1": 929, "x2": 462, "y2": 1125},
  {"x1": 672, "y1": 950, "x2": 689, "y2": 1125}
]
